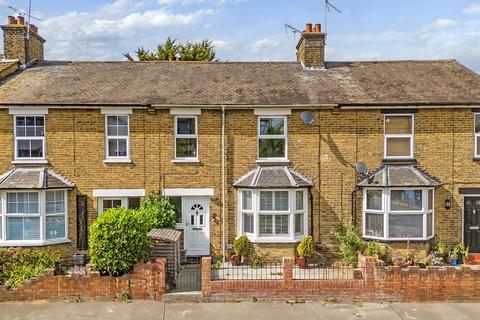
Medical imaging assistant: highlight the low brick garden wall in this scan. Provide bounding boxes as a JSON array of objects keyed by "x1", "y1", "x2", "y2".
[
  {"x1": 202, "y1": 256, "x2": 480, "y2": 302},
  {"x1": 0, "y1": 258, "x2": 166, "y2": 302}
]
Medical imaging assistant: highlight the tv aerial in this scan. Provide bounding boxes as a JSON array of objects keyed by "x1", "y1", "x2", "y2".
[
  {"x1": 324, "y1": 0, "x2": 342, "y2": 41},
  {"x1": 284, "y1": 24, "x2": 302, "y2": 40},
  {"x1": 7, "y1": 1, "x2": 41, "y2": 39}
]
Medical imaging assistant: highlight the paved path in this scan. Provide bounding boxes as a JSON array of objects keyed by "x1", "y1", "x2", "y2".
[{"x1": 0, "y1": 301, "x2": 478, "y2": 320}]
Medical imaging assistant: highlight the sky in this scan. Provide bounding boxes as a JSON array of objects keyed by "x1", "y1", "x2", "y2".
[{"x1": 0, "y1": 0, "x2": 479, "y2": 71}]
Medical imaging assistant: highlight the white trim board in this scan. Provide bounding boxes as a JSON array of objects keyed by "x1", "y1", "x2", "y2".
[
  {"x1": 9, "y1": 107, "x2": 48, "y2": 115},
  {"x1": 170, "y1": 108, "x2": 202, "y2": 115},
  {"x1": 254, "y1": 108, "x2": 291, "y2": 116},
  {"x1": 101, "y1": 107, "x2": 132, "y2": 115},
  {"x1": 163, "y1": 188, "x2": 214, "y2": 197},
  {"x1": 92, "y1": 189, "x2": 146, "y2": 197}
]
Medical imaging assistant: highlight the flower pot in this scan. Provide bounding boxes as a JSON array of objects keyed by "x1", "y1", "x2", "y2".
[
  {"x1": 417, "y1": 262, "x2": 426, "y2": 269},
  {"x1": 451, "y1": 258, "x2": 458, "y2": 266},
  {"x1": 230, "y1": 255, "x2": 241, "y2": 266},
  {"x1": 297, "y1": 257, "x2": 309, "y2": 268}
]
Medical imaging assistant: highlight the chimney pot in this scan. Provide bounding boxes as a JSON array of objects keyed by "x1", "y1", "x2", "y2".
[
  {"x1": 314, "y1": 24, "x2": 321, "y2": 32},
  {"x1": 306, "y1": 23, "x2": 313, "y2": 32},
  {"x1": 7, "y1": 16, "x2": 15, "y2": 25},
  {"x1": 16, "y1": 16, "x2": 25, "y2": 25}
]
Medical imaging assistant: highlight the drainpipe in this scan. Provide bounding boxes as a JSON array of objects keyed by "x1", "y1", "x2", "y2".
[
  {"x1": 351, "y1": 187, "x2": 361, "y2": 226},
  {"x1": 221, "y1": 105, "x2": 226, "y2": 262}
]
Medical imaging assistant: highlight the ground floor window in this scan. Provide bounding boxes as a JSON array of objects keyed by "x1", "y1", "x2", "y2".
[
  {"x1": 363, "y1": 188, "x2": 434, "y2": 241},
  {"x1": 238, "y1": 189, "x2": 308, "y2": 242},
  {"x1": 98, "y1": 196, "x2": 141, "y2": 213},
  {"x1": 0, "y1": 190, "x2": 69, "y2": 246}
]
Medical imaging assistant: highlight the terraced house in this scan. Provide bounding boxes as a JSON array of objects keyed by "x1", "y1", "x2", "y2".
[{"x1": 0, "y1": 17, "x2": 480, "y2": 260}]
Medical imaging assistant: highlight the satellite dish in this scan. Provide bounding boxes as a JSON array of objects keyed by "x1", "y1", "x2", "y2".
[
  {"x1": 356, "y1": 162, "x2": 368, "y2": 175},
  {"x1": 301, "y1": 111, "x2": 316, "y2": 125}
]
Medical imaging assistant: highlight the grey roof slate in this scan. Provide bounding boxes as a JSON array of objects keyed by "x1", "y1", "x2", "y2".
[
  {"x1": 357, "y1": 165, "x2": 441, "y2": 187},
  {"x1": 0, "y1": 167, "x2": 75, "y2": 189},
  {"x1": 0, "y1": 60, "x2": 479, "y2": 106},
  {"x1": 234, "y1": 166, "x2": 313, "y2": 188},
  {"x1": 148, "y1": 228, "x2": 182, "y2": 242}
]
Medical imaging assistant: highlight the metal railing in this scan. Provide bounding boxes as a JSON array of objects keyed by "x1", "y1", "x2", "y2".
[
  {"x1": 212, "y1": 262, "x2": 284, "y2": 280},
  {"x1": 292, "y1": 264, "x2": 363, "y2": 280}
]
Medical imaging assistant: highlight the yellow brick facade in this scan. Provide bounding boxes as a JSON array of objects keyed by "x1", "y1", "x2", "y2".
[{"x1": 0, "y1": 107, "x2": 478, "y2": 258}]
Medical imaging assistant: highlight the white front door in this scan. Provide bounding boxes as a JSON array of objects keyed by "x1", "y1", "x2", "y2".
[{"x1": 185, "y1": 197, "x2": 210, "y2": 256}]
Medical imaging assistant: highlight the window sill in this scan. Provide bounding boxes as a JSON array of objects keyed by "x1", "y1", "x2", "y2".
[
  {"x1": 11, "y1": 159, "x2": 49, "y2": 165},
  {"x1": 103, "y1": 159, "x2": 132, "y2": 164},
  {"x1": 382, "y1": 158, "x2": 416, "y2": 164},
  {"x1": 172, "y1": 159, "x2": 200, "y2": 164},
  {"x1": 244, "y1": 234, "x2": 306, "y2": 243},
  {"x1": 473, "y1": 157, "x2": 480, "y2": 161},
  {"x1": 363, "y1": 235, "x2": 434, "y2": 242},
  {"x1": 0, "y1": 238, "x2": 71, "y2": 247},
  {"x1": 256, "y1": 159, "x2": 291, "y2": 166}
]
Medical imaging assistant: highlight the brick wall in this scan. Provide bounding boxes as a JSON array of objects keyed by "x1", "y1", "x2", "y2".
[
  {"x1": 202, "y1": 256, "x2": 480, "y2": 302},
  {"x1": 0, "y1": 258, "x2": 166, "y2": 302},
  {"x1": 1, "y1": 25, "x2": 45, "y2": 64}
]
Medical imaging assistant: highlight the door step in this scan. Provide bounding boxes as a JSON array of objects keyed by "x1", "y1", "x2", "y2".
[
  {"x1": 466, "y1": 253, "x2": 480, "y2": 265},
  {"x1": 164, "y1": 291, "x2": 203, "y2": 303}
]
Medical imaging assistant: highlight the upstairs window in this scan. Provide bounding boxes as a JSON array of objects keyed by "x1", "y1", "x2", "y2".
[
  {"x1": 14, "y1": 116, "x2": 45, "y2": 160},
  {"x1": 175, "y1": 116, "x2": 198, "y2": 160},
  {"x1": 475, "y1": 114, "x2": 480, "y2": 158},
  {"x1": 258, "y1": 117, "x2": 287, "y2": 159},
  {"x1": 384, "y1": 115, "x2": 413, "y2": 159},
  {"x1": 105, "y1": 115, "x2": 129, "y2": 160}
]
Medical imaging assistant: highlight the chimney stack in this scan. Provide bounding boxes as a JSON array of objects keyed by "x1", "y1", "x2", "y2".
[
  {"x1": 2, "y1": 15, "x2": 45, "y2": 65},
  {"x1": 296, "y1": 22, "x2": 326, "y2": 69}
]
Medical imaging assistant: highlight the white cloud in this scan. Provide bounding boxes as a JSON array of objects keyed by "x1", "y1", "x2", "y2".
[
  {"x1": 157, "y1": 0, "x2": 245, "y2": 5},
  {"x1": 36, "y1": 0, "x2": 219, "y2": 61},
  {"x1": 418, "y1": 18, "x2": 457, "y2": 40},
  {"x1": 211, "y1": 39, "x2": 234, "y2": 50},
  {"x1": 463, "y1": 2, "x2": 480, "y2": 14},
  {"x1": 247, "y1": 38, "x2": 281, "y2": 53}
]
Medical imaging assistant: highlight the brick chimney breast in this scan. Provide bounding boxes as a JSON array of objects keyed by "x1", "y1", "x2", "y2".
[
  {"x1": 1, "y1": 15, "x2": 45, "y2": 65},
  {"x1": 296, "y1": 23, "x2": 326, "y2": 69}
]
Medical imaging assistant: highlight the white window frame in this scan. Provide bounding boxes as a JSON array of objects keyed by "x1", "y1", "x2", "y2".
[
  {"x1": 104, "y1": 114, "x2": 130, "y2": 162},
  {"x1": 174, "y1": 116, "x2": 199, "y2": 162},
  {"x1": 257, "y1": 116, "x2": 288, "y2": 161},
  {"x1": 384, "y1": 114, "x2": 414, "y2": 159},
  {"x1": 97, "y1": 196, "x2": 141, "y2": 214},
  {"x1": 237, "y1": 189, "x2": 308, "y2": 243},
  {"x1": 0, "y1": 190, "x2": 69, "y2": 247},
  {"x1": 474, "y1": 113, "x2": 480, "y2": 158},
  {"x1": 362, "y1": 187, "x2": 435, "y2": 241},
  {"x1": 13, "y1": 115, "x2": 46, "y2": 162}
]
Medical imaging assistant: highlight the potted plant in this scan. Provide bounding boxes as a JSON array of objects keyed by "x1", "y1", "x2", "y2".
[
  {"x1": 231, "y1": 235, "x2": 249, "y2": 266},
  {"x1": 449, "y1": 246, "x2": 459, "y2": 266},
  {"x1": 455, "y1": 243, "x2": 469, "y2": 264},
  {"x1": 297, "y1": 236, "x2": 315, "y2": 268},
  {"x1": 416, "y1": 257, "x2": 430, "y2": 269}
]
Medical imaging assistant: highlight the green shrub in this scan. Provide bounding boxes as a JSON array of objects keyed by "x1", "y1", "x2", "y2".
[
  {"x1": 297, "y1": 236, "x2": 315, "y2": 258},
  {"x1": 363, "y1": 241, "x2": 384, "y2": 259},
  {"x1": 233, "y1": 235, "x2": 249, "y2": 259},
  {"x1": 138, "y1": 193, "x2": 177, "y2": 230},
  {"x1": 334, "y1": 225, "x2": 365, "y2": 267},
  {"x1": 0, "y1": 248, "x2": 59, "y2": 288},
  {"x1": 89, "y1": 207, "x2": 151, "y2": 274}
]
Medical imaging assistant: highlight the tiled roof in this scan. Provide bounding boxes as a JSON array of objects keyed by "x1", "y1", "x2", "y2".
[
  {"x1": 234, "y1": 166, "x2": 313, "y2": 188},
  {"x1": 148, "y1": 228, "x2": 182, "y2": 242},
  {"x1": 0, "y1": 59, "x2": 478, "y2": 106},
  {"x1": 0, "y1": 167, "x2": 75, "y2": 189},
  {"x1": 357, "y1": 165, "x2": 441, "y2": 187}
]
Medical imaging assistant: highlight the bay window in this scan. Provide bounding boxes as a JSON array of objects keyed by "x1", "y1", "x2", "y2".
[
  {"x1": 258, "y1": 117, "x2": 287, "y2": 160},
  {"x1": 238, "y1": 189, "x2": 307, "y2": 242},
  {"x1": 0, "y1": 190, "x2": 69, "y2": 246},
  {"x1": 14, "y1": 116, "x2": 45, "y2": 160},
  {"x1": 363, "y1": 188, "x2": 434, "y2": 240},
  {"x1": 384, "y1": 114, "x2": 413, "y2": 159}
]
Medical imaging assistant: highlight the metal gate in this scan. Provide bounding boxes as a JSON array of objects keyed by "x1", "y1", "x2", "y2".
[{"x1": 168, "y1": 257, "x2": 201, "y2": 293}]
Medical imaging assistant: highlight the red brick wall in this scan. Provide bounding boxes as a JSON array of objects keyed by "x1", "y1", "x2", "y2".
[
  {"x1": 0, "y1": 258, "x2": 166, "y2": 302},
  {"x1": 202, "y1": 256, "x2": 480, "y2": 302}
]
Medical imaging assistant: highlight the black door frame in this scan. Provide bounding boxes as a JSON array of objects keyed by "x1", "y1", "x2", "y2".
[{"x1": 463, "y1": 196, "x2": 480, "y2": 253}]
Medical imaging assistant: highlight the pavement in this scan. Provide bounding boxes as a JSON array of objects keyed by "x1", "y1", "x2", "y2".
[{"x1": 0, "y1": 301, "x2": 479, "y2": 320}]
